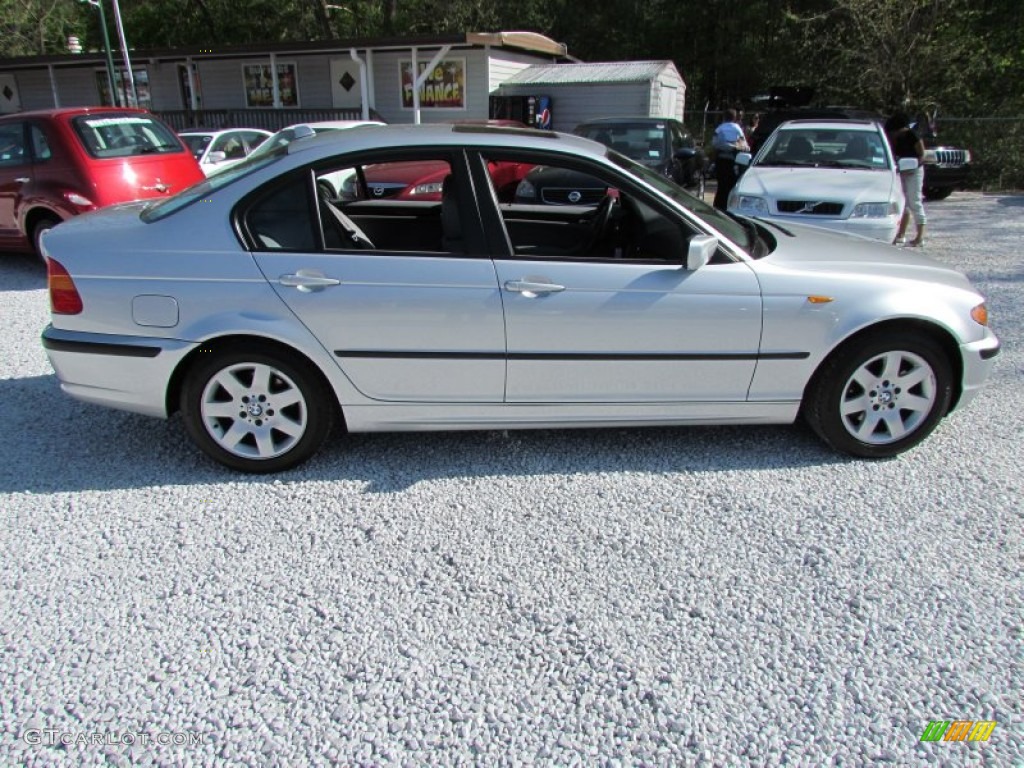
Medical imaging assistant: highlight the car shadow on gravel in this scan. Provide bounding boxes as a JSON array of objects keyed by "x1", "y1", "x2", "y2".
[
  {"x1": 0, "y1": 253, "x2": 46, "y2": 291},
  {"x1": 0, "y1": 373, "x2": 848, "y2": 494}
]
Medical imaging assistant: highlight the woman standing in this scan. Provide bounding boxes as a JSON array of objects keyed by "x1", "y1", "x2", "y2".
[{"x1": 885, "y1": 111, "x2": 927, "y2": 246}]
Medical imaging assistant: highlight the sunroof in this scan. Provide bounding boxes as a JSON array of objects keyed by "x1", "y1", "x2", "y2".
[{"x1": 451, "y1": 124, "x2": 559, "y2": 139}]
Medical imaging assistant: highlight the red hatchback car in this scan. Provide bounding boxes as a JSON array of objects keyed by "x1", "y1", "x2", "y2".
[{"x1": 0, "y1": 107, "x2": 203, "y2": 257}]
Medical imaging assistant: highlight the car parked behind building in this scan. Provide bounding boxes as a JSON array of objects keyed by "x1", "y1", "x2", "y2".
[
  {"x1": 179, "y1": 128, "x2": 272, "y2": 175},
  {"x1": 0, "y1": 107, "x2": 204, "y2": 257}
]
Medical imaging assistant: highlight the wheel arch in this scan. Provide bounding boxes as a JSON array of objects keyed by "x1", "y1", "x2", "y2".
[
  {"x1": 23, "y1": 206, "x2": 64, "y2": 239},
  {"x1": 803, "y1": 318, "x2": 964, "y2": 414},
  {"x1": 166, "y1": 334, "x2": 345, "y2": 426}
]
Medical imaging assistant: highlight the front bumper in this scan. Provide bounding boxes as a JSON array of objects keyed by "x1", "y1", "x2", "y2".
[
  {"x1": 42, "y1": 325, "x2": 195, "y2": 418},
  {"x1": 955, "y1": 332, "x2": 1001, "y2": 410}
]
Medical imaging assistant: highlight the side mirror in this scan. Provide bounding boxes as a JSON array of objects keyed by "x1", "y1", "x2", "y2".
[
  {"x1": 897, "y1": 157, "x2": 920, "y2": 172},
  {"x1": 292, "y1": 124, "x2": 316, "y2": 140},
  {"x1": 674, "y1": 147, "x2": 696, "y2": 161},
  {"x1": 205, "y1": 150, "x2": 227, "y2": 164},
  {"x1": 685, "y1": 235, "x2": 718, "y2": 271},
  {"x1": 735, "y1": 151, "x2": 752, "y2": 167}
]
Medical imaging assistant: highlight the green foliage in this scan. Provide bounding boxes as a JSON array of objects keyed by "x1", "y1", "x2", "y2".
[{"x1": 2, "y1": 0, "x2": 1021, "y2": 188}]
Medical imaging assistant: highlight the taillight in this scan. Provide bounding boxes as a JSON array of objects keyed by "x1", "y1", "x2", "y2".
[{"x1": 48, "y1": 258, "x2": 83, "y2": 315}]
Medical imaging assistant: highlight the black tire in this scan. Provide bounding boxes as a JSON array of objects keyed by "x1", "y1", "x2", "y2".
[
  {"x1": 804, "y1": 332, "x2": 952, "y2": 458},
  {"x1": 181, "y1": 346, "x2": 335, "y2": 473},
  {"x1": 32, "y1": 216, "x2": 60, "y2": 261},
  {"x1": 923, "y1": 186, "x2": 954, "y2": 201},
  {"x1": 317, "y1": 179, "x2": 336, "y2": 201}
]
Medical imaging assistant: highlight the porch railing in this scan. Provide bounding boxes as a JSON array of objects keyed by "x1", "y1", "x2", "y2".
[{"x1": 156, "y1": 107, "x2": 386, "y2": 132}]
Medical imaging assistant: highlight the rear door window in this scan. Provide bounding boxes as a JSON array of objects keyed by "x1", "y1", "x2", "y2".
[{"x1": 72, "y1": 114, "x2": 184, "y2": 158}]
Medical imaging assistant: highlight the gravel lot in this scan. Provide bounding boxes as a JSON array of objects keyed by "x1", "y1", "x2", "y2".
[{"x1": 1, "y1": 191, "x2": 1021, "y2": 766}]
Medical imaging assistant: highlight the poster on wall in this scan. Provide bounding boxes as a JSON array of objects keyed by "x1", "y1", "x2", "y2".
[
  {"x1": 243, "y1": 63, "x2": 299, "y2": 108},
  {"x1": 400, "y1": 58, "x2": 465, "y2": 109},
  {"x1": 95, "y1": 69, "x2": 151, "y2": 109}
]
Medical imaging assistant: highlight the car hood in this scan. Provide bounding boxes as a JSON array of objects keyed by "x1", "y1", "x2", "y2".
[
  {"x1": 738, "y1": 166, "x2": 898, "y2": 203},
  {"x1": 755, "y1": 220, "x2": 974, "y2": 292}
]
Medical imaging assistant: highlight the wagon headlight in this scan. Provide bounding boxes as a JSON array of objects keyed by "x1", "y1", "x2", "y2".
[
  {"x1": 851, "y1": 202, "x2": 898, "y2": 218},
  {"x1": 732, "y1": 195, "x2": 768, "y2": 215},
  {"x1": 971, "y1": 303, "x2": 988, "y2": 326}
]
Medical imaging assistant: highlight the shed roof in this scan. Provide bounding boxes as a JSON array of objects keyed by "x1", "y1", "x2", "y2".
[{"x1": 501, "y1": 60, "x2": 678, "y2": 86}]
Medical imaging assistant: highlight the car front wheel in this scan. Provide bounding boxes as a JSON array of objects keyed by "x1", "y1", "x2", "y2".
[
  {"x1": 804, "y1": 333, "x2": 952, "y2": 458},
  {"x1": 181, "y1": 347, "x2": 334, "y2": 472}
]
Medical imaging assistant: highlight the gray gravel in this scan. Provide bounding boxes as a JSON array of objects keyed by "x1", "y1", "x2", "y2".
[{"x1": 1, "y1": 191, "x2": 1021, "y2": 766}]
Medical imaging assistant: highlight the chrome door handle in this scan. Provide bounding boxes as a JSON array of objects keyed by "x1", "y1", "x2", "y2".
[
  {"x1": 279, "y1": 272, "x2": 341, "y2": 292},
  {"x1": 504, "y1": 280, "x2": 566, "y2": 296},
  {"x1": 15, "y1": 177, "x2": 29, "y2": 184}
]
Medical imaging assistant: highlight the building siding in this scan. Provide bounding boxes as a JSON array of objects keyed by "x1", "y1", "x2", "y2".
[
  {"x1": 496, "y1": 82, "x2": 650, "y2": 132},
  {"x1": 487, "y1": 50, "x2": 544, "y2": 93}
]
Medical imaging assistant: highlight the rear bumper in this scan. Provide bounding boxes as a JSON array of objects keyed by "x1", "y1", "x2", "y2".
[{"x1": 42, "y1": 325, "x2": 194, "y2": 418}]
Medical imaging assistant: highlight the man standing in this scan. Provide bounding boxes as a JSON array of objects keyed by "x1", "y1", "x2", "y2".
[{"x1": 712, "y1": 108, "x2": 749, "y2": 210}]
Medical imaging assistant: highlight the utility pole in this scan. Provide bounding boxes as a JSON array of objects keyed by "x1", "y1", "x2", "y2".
[
  {"x1": 110, "y1": 0, "x2": 138, "y2": 107},
  {"x1": 82, "y1": 0, "x2": 120, "y2": 107}
]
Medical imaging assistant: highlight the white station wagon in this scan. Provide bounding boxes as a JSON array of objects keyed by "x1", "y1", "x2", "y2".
[
  {"x1": 41, "y1": 124, "x2": 999, "y2": 472},
  {"x1": 729, "y1": 119, "x2": 904, "y2": 242}
]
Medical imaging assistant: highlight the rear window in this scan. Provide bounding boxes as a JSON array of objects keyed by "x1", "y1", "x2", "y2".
[{"x1": 72, "y1": 114, "x2": 185, "y2": 159}]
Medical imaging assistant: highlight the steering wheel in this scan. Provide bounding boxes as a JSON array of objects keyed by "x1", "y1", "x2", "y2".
[{"x1": 585, "y1": 194, "x2": 619, "y2": 255}]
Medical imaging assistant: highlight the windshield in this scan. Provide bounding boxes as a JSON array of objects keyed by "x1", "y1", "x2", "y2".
[
  {"x1": 141, "y1": 148, "x2": 285, "y2": 222},
  {"x1": 72, "y1": 114, "x2": 185, "y2": 158},
  {"x1": 180, "y1": 134, "x2": 212, "y2": 159},
  {"x1": 246, "y1": 125, "x2": 342, "y2": 161},
  {"x1": 756, "y1": 127, "x2": 890, "y2": 170},
  {"x1": 605, "y1": 150, "x2": 753, "y2": 251},
  {"x1": 577, "y1": 124, "x2": 670, "y2": 167}
]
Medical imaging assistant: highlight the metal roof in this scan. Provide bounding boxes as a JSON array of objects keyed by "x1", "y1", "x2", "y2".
[{"x1": 500, "y1": 60, "x2": 678, "y2": 86}]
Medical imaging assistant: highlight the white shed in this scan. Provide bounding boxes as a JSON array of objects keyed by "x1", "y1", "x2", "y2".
[{"x1": 492, "y1": 60, "x2": 685, "y2": 132}]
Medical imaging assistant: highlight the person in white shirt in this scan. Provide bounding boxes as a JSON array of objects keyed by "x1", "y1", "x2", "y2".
[{"x1": 711, "y1": 108, "x2": 750, "y2": 210}]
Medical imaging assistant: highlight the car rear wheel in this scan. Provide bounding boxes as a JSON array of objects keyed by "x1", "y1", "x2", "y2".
[
  {"x1": 181, "y1": 347, "x2": 334, "y2": 473},
  {"x1": 32, "y1": 216, "x2": 60, "y2": 261},
  {"x1": 804, "y1": 333, "x2": 952, "y2": 458}
]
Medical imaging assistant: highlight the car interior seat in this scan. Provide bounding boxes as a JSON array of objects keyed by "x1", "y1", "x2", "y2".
[
  {"x1": 785, "y1": 136, "x2": 814, "y2": 161},
  {"x1": 842, "y1": 135, "x2": 870, "y2": 161}
]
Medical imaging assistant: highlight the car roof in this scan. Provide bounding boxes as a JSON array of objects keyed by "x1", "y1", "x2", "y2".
[
  {"x1": 0, "y1": 106, "x2": 153, "y2": 121},
  {"x1": 577, "y1": 117, "x2": 678, "y2": 126},
  {"x1": 180, "y1": 128, "x2": 271, "y2": 136},
  {"x1": 289, "y1": 123, "x2": 598, "y2": 159},
  {"x1": 775, "y1": 119, "x2": 881, "y2": 132}
]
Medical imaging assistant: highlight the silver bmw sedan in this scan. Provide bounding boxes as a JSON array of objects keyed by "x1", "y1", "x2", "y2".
[{"x1": 40, "y1": 124, "x2": 999, "y2": 472}]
